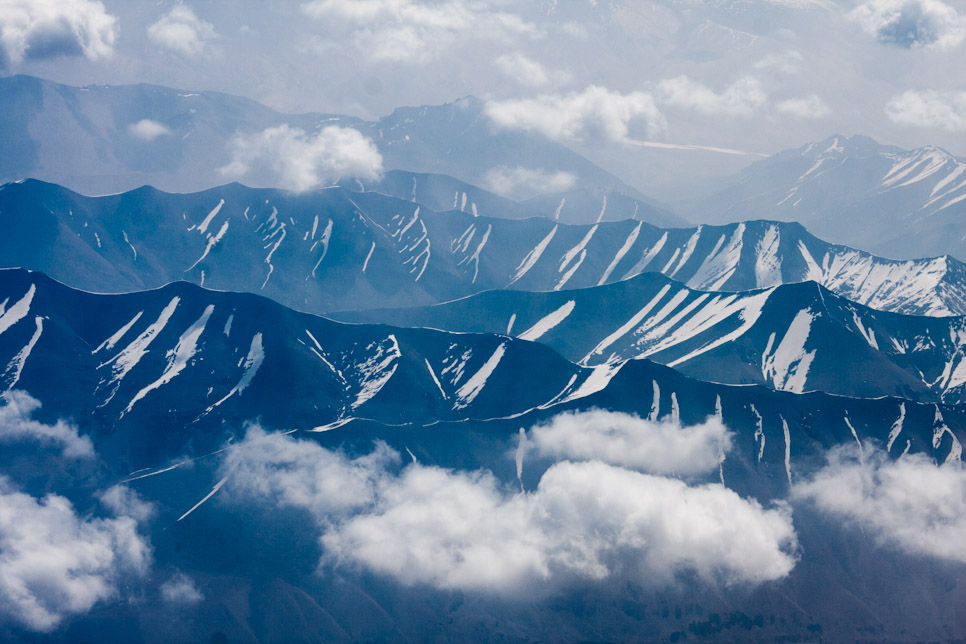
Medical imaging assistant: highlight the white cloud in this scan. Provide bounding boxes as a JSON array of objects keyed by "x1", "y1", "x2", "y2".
[
  {"x1": 222, "y1": 426, "x2": 398, "y2": 517},
  {"x1": 98, "y1": 485, "x2": 156, "y2": 524},
  {"x1": 222, "y1": 426, "x2": 798, "y2": 595},
  {"x1": 220, "y1": 124, "x2": 384, "y2": 191},
  {"x1": 849, "y1": 0, "x2": 966, "y2": 49},
  {"x1": 753, "y1": 50, "x2": 805, "y2": 75},
  {"x1": 528, "y1": 410, "x2": 732, "y2": 476},
  {"x1": 776, "y1": 94, "x2": 833, "y2": 119},
  {"x1": 885, "y1": 89, "x2": 966, "y2": 131},
  {"x1": 485, "y1": 85, "x2": 667, "y2": 143},
  {"x1": 301, "y1": 0, "x2": 537, "y2": 63},
  {"x1": 483, "y1": 166, "x2": 577, "y2": 199},
  {"x1": 160, "y1": 572, "x2": 203, "y2": 604},
  {"x1": 128, "y1": 119, "x2": 172, "y2": 142},
  {"x1": 0, "y1": 0, "x2": 117, "y2": 67},
  {"x1": 658, "y1": 75, "x2": 768, "y2": 117},
  {"x1": 494, "y1": 53, "x2": 570, "y2": 87},
  {"x1": 0, "y1": 476, "x2": 151, "y2": 632},
  {"x1": 147, "y1": 5, "x2": 218, "y2": 57},
  {"x1": 0, "y1": 391, "x2": 94, "y2": 459},
  {"x1": 793, "y1": 445, "x2": 966, "y2": 563}
]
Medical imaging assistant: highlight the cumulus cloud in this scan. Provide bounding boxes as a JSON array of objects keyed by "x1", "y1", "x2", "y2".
[
  {"x1": 494, "y1": 53, "x2": 570, "y2": 87},
  {"x1": 483, "y1": 166, "x2": 577, "y2": 199},
  {"x1": 0, "y1": 0, "x2": 117, "y2": 67},
  {"x1": 0, "y1": 391, "x2": 94, "y2": 458},
  {"x1": 0, "y1": 476, "x2": 151, "y2": 632},
  {"x1": 222, "y1": 426, "x2": 798, "y2": 594},
  {"x1": 658, "y1": 75, "x2": 768, "y2": 117},
  {"x1": 528, "y1": 410, "x2": 732, "y2": 476},
  {"x1": 776, "y1": 94, "x2": 833, "y2": 119},
  {"x1": 485, "y1": 85, "x2": 667, "y2": 143},
  {"x1": 128, "y1": 119, "x2": 172, "y2": 142},
  {"x1": 147, "y1": 5, "x2": 218, "y2": 57},
  {"x1": 160, "y1": 572, "x2": 203, "y2": 604},
  {"x1": 849, "y1": 0, "x2": 966, "y2": 49},
  {"x1": 793, "y1": 445, "x2": 966, "y2": 563},
  {"x1": 885, "y1": 89, "x2": 966, "y2": 131},
  {"x1": 301, "y1": 0, "x2": 537, "y2": 63},
  {"x1": 220, "y1": 124, "x2": 384, "y2": 191}
]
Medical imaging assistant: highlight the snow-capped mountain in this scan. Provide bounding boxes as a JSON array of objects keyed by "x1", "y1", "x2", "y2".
[
  {"x1": 689, "y1": 135, "x2": 966, "y2": 261},
  {"x1": 346, "y1": 170, "x2": 686, "y2": 227},
  {"x1": 3, "y1": 179, "x2": 966, "y2": 316},
  {"x1": 2, "y1": 267, "x2": 962, "y2": 643},
  {"x1": 1, "y1": 267, "x2": 960, "y2": 475},
  {"x1": 338, "y1": 271, "x2": 966, "y2": 404}
]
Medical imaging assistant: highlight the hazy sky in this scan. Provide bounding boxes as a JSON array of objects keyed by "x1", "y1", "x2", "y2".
[{"x1": 3, "y1": 0, "x2": 965, "y2": 188}]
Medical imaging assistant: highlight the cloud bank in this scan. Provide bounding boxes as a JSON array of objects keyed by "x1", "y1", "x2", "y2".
[
  {"x1": 147, "y1": 5, "x2": 218, "y2": 57},
  {"x1": 0, "y1": 0, "x2": 117, "y2": 67},
  {"x1": 223, "y1": 426, "x2": 797, "y2": 594},
  {"x1": 793, "y1": 445, "x2": 966, "y2": 563},
  {"x1": 0, "y1": 391, "x2": 94, "y2": 458},
  {"x1": 220, "y1": 124, "x2": 384, "y2": 191},
  {"x1": 0, "y1": 477, "x2": 151, "y2": 632},
  {"x1": 528, "y1": 409, "x2": 731, "y2": 476},
  {"x1": 485, "y1": 86, "x2": 667, "y2": 143}
]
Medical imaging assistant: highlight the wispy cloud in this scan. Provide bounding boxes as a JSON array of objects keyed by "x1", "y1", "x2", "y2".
[
  {"x1": 483, "y1": 166, "x2": 577, "y2": 199},
  {"x1": 301, "y1": 0, "x2": 537, "y2": 63},
  {"x1": 485, "y1": 85, "x2": 667, "y2": 143},
  {"x1": 0, "y1": 391, "x2": 94, "y2": 459},
  {"x1": 793, "y1": 444, "x2": 966, "y2": 563},
  {"x1": 658, "y1": 76, "x2": 767, "y2": 117},
  {"x1": 776, "y1": 94, "x2": 833, "y2": 119},
  {"x1": 220, "y1": 124, "x2": 384, "y2": 191},
  {"x1": 885, "y1": 89, "x2": 966, "y2": 131},
  {"x1": 147, "y1": 5, "x2": 218, "y2": 57},
  {"x1": 128, "y1": 119, "x2": 172, "y2": 141},
  {"x1": 494, "y1": 53, "x2": 571, "y2": 88}
]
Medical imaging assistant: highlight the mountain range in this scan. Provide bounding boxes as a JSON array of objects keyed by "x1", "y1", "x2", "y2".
[
  {"x1": 689, "y1": 135, "x2": 966, "y2": 261},
  {"x1": 3, "y1": 179, "x2": 965, "y2": 316}
]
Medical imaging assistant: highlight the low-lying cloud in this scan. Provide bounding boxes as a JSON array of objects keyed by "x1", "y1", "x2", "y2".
[
  {"x1": 220, "y1": 124, "x2": 384, "y2": 191},
  {"x1": 885, "y1": 89, "x2": 966, "y2": 131},
  {"x1": 147, "y1": 5, "x2": 218, "y2": 57},
  {"x1": 494, "y1": 53, "x2": 571, "y2": 88},
  {"x1": 776, "y1": 94, "x2": 833, "y2": 119},
  {"x1": 528, "y1": 409, "x2": 732, "y2": 476},
  {"x1": 850, "y1": 0, "x2": 966, "y2": 49},
  {"x1": 485, "y1": 85, "x2": 667, "y2": 143},
  {"x1": 658, "y1": 75, "x2": 767, "y2": 117},
  {"x1": 0, "y1": 0, "x2": 117, "y2": 67},
  {"x1": 793, "y1": 444, "x2": 966, "y2": 563},
  {"x1": 0, "y1": 390, "x2": 94, "y2": 458},
  {"x1": 0, "y1": 476, "x2": 152, "y2": 632},
  {"x1": 222, "y1": 425, "x2": 797, "y2": 594},
  {"x1": 129, "y1": 119, "x2": 172, "y2": 142},
  {"x1": 483, "y1": 166, "x2": 577, "y2": 199}
]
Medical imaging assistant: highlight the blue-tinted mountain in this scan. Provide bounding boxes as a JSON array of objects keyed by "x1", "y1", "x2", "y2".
[
  {"x1": 337, "y1": 271, "x2": 966, "y2": 403},
  {"x1": 344, "y1": 169, "x2": 686, "y2": 227},
  {"x1": 689, "y1": 135, "x2": 966, "y2": 261},
  {"x1": 0, "y1": 75, "x2": 650, "y2": 214},
  {"x1": 0, "y1": 268, "x2": 963, "y2": 644},
  {"x1": 3, "y1": 179, "x2": 966, "y2": 316}
]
